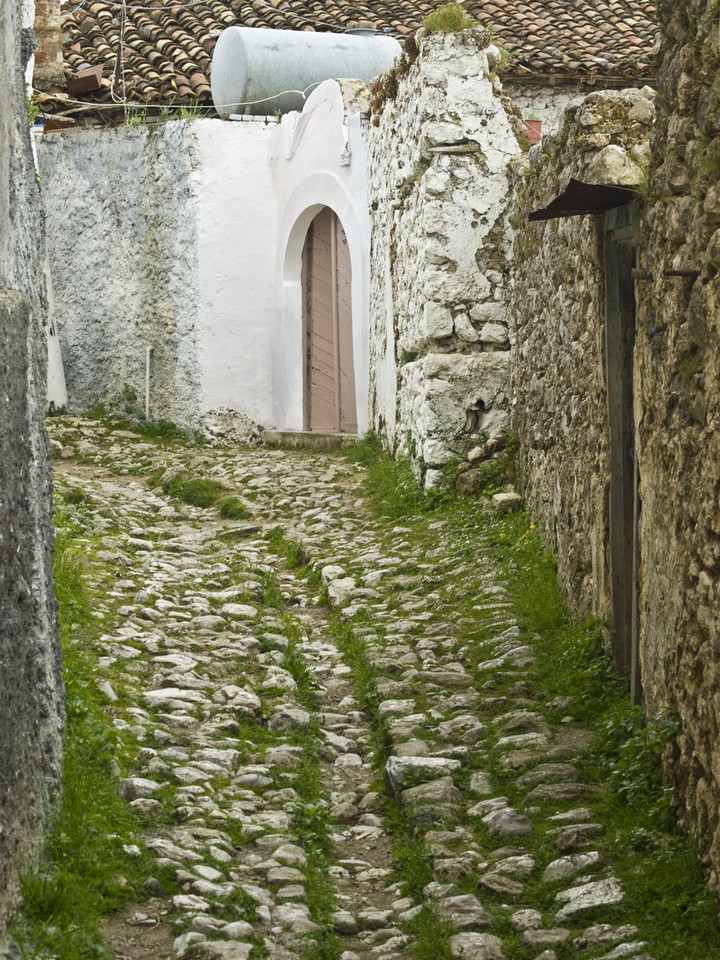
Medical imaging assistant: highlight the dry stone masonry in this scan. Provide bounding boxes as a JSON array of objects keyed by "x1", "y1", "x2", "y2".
[
  {"x1": 510, "y1": 87, "x2": 654, "y2": 625},
  {"x1": 636, "y1": 0, "x2": 720, "y2": 900},
  {"x1": 40, "y1": 418, "x2": 666, "y2": 960},
  {"x1": 368, "y1": 30, "x2": 521, "y2": 488},
  {"x1": 0, "y1": 2, "x2": 64, "y2": 945}
]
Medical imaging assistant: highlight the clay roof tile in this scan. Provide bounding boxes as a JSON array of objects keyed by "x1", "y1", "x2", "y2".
[{"x1": 55, "y1": 0, "x2": 656, "y2": 110}]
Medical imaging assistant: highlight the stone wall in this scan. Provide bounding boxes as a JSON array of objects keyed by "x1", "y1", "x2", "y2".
[
  {"x1": 0, "y1": 3, "x2": 64, "y2": 944},
  {"x1": 637, "y1": 0, "x2": 720, "y2": 898},
  {"x1": 367, "y1": 29, "x2": 521, "y2": 487},
  {"x1": 511, "y1": 87, "x2": 653, "y2": 621}
]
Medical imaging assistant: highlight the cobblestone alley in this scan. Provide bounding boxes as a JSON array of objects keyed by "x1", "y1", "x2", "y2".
[{"x1": 45, "y1": 417, "x2": 663, "y2": 960}]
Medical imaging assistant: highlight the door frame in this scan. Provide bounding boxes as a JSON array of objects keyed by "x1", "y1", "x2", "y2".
[{"x1": 604, "y1": 203, "x2": 641, "y2": 701}]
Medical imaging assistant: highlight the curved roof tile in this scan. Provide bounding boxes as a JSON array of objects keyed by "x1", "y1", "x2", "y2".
[{"x1": 56, "y1": 0, "x2": 656, "y2": 110}]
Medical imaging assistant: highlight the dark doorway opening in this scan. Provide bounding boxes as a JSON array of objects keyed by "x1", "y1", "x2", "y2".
[{"x1": 605, "y1": 204, "x2": 641, "y2": 702}]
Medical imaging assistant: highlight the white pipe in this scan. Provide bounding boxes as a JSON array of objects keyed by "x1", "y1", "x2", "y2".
[{"x1": 145, "y1": 346, "x2": 153, "y2": 421}]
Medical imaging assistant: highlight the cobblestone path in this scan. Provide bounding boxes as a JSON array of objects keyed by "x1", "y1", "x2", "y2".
[{"x1": 49, "y1": 418, "x2": 655, "y2": 960}]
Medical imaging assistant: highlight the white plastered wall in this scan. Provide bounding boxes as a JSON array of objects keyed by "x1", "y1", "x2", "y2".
[
  {"x1": 193, "y1": 117, "x2": 277, "y2": 427},
  {"x1": 38, "y1": 83, "x2": 371, "y2": 435}
]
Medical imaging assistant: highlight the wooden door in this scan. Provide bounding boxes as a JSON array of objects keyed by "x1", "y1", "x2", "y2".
[
  {"x1": 302, "y1": 208, "x2": 357, "y2": 433},
  {"x1": 605, "y1": 205, "x2": 641, "y2": 701}
]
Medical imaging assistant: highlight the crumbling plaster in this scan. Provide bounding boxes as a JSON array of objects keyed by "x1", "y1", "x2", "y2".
[
  {"x1": 37, "y1": 79, "x2": 371, "y2": 437},
  {"x1": 368, "y1": 29, "x2": 521, "y2": 486},
  {"x1": 0, "y1": 1, "x2": 64, "y2": 943}
]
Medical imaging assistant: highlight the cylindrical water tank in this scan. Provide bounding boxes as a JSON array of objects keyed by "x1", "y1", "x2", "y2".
[{"x1": 211, "y1": 26, "x2": 401, "y2": 117}]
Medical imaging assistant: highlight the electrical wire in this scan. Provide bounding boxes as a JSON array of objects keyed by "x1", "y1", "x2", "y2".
[{"x1": 34, "y1": 80, "x2": 324, "y2": 114}]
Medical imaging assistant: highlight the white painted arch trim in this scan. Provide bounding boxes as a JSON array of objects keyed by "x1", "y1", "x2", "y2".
[{"x1": 272, "y1": 172, "x2": 370, "y2": 433}]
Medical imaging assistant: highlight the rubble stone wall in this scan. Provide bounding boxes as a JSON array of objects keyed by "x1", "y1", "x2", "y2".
[
  {"x1": 637, "y1": 0, "x2": 720, "y2": 897},
  {"x1": 0, "y1": 3, "x2": 64, "y2": 944},
  {"x1": 511, "y1": 87, "x2": 653, "y2": 621},
  {"x1": 367, "y1": 30, "x2": 521, "y2": 487}
]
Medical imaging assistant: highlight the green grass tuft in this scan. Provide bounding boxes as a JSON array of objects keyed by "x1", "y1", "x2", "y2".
[
  {"x1": 216, "y1": 495, "x2": 251, "y2": 519},
  {"x1": 163, "y1": 473, "x2": 226, "y2": 508},
  {"x1": 423, "y1": 2, "x2": 476, "y2": 33}
]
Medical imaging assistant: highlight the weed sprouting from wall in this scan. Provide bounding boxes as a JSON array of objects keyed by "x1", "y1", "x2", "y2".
[{"x1": 423, "y1": 2, "x2": 476, "y2": 33}]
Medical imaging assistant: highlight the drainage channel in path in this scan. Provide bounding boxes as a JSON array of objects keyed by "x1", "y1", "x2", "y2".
[{"x1": 47, "y1": 417, "x2": 656, "y2": 960}]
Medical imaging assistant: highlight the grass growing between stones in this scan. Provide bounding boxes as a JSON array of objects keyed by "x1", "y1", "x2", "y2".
[
  {"x1": 11, "y1": 525, "x2": 149, "y2": 960},
  {"x1": 482, "y1": 510, "x2": 720, "y2": 959},
  {"x1": 163, "y1": 473, "x2": 227, "y2": 508},
  {"x1": 338, "y1": 440, "x2": 720, "y2": 959},
  {"x1": 344, "y1": 433, "x2": 450, "y2": 520},
  {"x1": 217, "y1": 495, "x2": 252, "y2": 519}
]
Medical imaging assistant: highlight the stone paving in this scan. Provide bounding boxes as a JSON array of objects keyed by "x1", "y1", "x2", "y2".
[{"x1": 48, "y1": 417, "x2": 656, "y2": 960}]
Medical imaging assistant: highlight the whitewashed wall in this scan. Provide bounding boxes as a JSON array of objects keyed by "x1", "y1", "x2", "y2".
[
  {"x1": 367, "y1": 29, "x2": 522, "y2": 486},
  {"x1": 37, "y1": 79, "x2": 371, "y2": 437},
  {"x1": 38, "y1": 122, "x2": 204, "y2": 427},
  {"x1": 505, "y1": 84, "x2": 582, "y2": 136}
]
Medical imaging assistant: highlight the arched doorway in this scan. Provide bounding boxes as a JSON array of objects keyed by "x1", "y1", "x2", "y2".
[{"x1": 301, "y1": 207, "x2": 357, "y2": 433}]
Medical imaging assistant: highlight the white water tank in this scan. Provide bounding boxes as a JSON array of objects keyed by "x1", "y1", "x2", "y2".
[{"x1": 211, "y1": 26, "x2": 401, "y2": 117}]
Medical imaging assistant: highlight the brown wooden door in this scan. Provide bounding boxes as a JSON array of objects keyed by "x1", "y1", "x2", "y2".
[{"x1": 302, "y1": 208, "x2": 357, "y2": 433}]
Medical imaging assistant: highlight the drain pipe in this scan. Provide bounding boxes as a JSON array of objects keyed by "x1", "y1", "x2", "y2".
[{"x1": 145, "y1": 346, "x2": 153, "y2": 422}]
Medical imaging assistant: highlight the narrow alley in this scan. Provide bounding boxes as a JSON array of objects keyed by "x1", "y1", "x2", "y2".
[{"x1": 44, "y1": 416, "x2": 665, "y2": 960}]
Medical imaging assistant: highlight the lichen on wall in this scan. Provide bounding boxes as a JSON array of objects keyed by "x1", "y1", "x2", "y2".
[
  {"x1": 368, "y1": 28, "x2": 521, "y2": 487},
  {"x1": 511, "y1": 87, "x2": 653, "y2": 621},
  {"x1": 637, "y1": 0, "x2": 720, "y2": 899}
]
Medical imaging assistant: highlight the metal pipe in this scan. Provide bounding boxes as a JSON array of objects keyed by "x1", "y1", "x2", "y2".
[{"x1": 145, "y1": 346, "x2": 153, "y2": 422}]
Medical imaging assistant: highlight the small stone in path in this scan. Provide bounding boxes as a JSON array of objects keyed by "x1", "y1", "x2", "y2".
[
  {"x1": 436, "y1": 894, "x2": 493, "y2": 930},
  {"x1": 553, "y1": 823, "x2": 603, "y2": 852},
  {"x1": 195, "y1": 943, "x2": 253, "y2": 960},
  {"x1": 120, "y1": 777, "x2": 161, "y2": 799},
  {"x1": 479, "y1": 873, "x2": 525, "y2": 896},
  {"x1": 542, "y1": 851, "x2": 601, "y2": 882},
  {"x1": 520, "y1": 928, "x2": 570, "y2": 949},
  {"x1": 483, "y1": 808, "x2": 532, "y2": 838},
  {"x1": 384, "y1": 756, "x2": 461, "y2": 796},
  {"x1": 491, "y1": 492, "x2": 523, "y2": 513},
  {"x1": 333, "y1": 911, "x2": 358, "y2": 934},
  {"x1": 391, "y1": 739, "x2": 430, "y2": 757},
  {"x1": 572, "y1": 925, "x2": 639, "y2": 951},
  {"x1": 554, "y1": 877, "x2": 623, "y2": 923},
  {"x1": 469, "y1": 771, "x2": 493, "y2": 796},
  {"x1": 510, "y1": 909, "x2": 542, "y2": 931},
  {"x1": 268, "y1": 704, "x2": 311, "y2": 731},
  {"x1": 450, "y1": 932, "x2": 504, "y2": 959},
  {"x1": 599, "y1": 944, "x2": 651, "y2": 959},
  {"x1": 400, "y1": 776, "x2": 463, "y2": 807}
]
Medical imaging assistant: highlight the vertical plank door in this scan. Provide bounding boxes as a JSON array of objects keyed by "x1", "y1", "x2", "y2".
[{"x1": 303, "y1": 208, "x2": 357, "y2": 433}]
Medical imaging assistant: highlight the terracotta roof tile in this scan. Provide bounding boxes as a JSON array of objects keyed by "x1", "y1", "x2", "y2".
[{"x1": 55, "y1": 0, "x2": 656, "y2": 112}]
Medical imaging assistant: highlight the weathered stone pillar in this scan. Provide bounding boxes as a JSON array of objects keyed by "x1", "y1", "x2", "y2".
[
  {"x1": 368, "y1": 29, "x2": 521, "y2": 487},
  {"x1": 0, "y1": 1, "x2": 64, "y2": 945}
]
